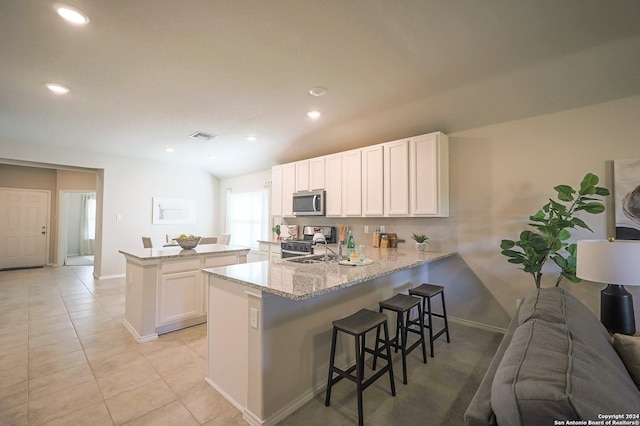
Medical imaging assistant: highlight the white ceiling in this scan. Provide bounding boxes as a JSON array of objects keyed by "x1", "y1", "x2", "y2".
[{"x1": 2, "y1": 0, "x2": 640, "y2": 178}]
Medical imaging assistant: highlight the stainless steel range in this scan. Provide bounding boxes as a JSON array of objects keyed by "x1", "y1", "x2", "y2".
[{"x1": 280, "y1": 226, "x2": 336, "y2": 258}]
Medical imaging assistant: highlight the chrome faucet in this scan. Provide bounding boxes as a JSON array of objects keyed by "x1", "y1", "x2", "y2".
[{"x1": 313, "y1": 233, "x2": 338, "y2": 262}]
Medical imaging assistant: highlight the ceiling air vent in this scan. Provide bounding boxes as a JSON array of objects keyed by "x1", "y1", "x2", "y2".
[{"x1": 190, "y1": 131, "x2": 216, "y2": 141}]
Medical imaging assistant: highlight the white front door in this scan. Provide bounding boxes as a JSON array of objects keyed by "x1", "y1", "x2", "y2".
[{"x1": 0, "y1": 188, "x2": 49, "y2": 270}]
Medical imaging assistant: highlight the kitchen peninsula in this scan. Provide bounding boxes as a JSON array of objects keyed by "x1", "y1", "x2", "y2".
[
  {"x1": 119, "y1": 244, "x2": 249, "y2": 342},
  {"x1": 203, "y1": 247, "x2": 454, "y2": 426}
]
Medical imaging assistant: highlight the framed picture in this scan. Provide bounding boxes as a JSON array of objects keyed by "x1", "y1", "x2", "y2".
[
  {"x1": 614, "y1": 158, "x2": 640, "y2": 240},
  {"x1": 152, "y1": 197, "x2": 195, "y2": 225}
]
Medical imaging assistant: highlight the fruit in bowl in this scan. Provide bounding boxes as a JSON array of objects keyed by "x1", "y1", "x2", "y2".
[{"x1": 175, "y1": 235, "x2": 201, "y2": 249}]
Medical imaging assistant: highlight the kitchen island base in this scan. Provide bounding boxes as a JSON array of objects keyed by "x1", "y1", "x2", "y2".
[
  {"x1": 206, "y1": 260, "x2": 440, "y2": 426},
  {"x1": 120, "y1": 245, "x2": 249, "y2": 342}
]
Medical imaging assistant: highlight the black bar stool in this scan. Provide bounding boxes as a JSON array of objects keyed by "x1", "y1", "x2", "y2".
[
  {"x1": 325, "y1": 308, "x2": 396, "y2": 426},
  {"x1": 409, "y1": 283, "x2": 450, "y2": 357},
  {"x1": 373, "y1": 293, "x2": 427, "y2": 384}
]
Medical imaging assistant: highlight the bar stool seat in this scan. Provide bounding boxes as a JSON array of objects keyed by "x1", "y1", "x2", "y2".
[
  {"x1": 409, "y1": 283, "x2": 450, "y2": 357},
  {"x1": 374, "y1": 293, "x2": 427, "y2": 384},
  {"x1": 325, "y1": 309, "x2": 395, "y2": 426}
]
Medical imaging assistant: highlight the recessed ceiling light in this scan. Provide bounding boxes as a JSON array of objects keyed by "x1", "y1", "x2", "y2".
[
  {"x1": 309, "y1": 87, "x2": 327, "y2": 97},
  {"x1": 46, "y1": 83, "x2": 70, "y2": 94},
  {"x1": 307, "y1": 110, "x2": 321, "y2": 119},
  {"x1": 53, "y1": 3, "x2": 90, "y2": 25},
  {"x1": 247, "y1": 136, "x2": 257, "y2": 142},
  {"x1": 165, "y1": 148, "x2": 174, "y2": 152}
]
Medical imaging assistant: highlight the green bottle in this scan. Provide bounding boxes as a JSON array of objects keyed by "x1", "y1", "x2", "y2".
[{"x1": 347, "y1": 231, "x2": 355, "y2": 261}]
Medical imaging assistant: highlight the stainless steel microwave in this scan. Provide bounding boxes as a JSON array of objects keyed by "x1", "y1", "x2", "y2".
[{"x1": 292, "y1": 190, "x2": 325, "y2": 216}]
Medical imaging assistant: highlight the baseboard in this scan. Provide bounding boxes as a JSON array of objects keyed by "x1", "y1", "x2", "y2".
[
  {"x1": 204, "y1": 368, "x2": 333, "y2": 426},
  {"x1": 261, "y1": 382, "x2": 325, "y2": 426},
  {"x1": 156, "y1": 316, "x2": 206, "y2": 335},
  {"x1": 204, "y1": 377, "x2": 249, "y2": 415},
  {"x1": 449, "y1": 316, "x2": 507, "y2": 334},
  {"x1": 242, "y1": 409, "x2": 265, "y2": 426},
  {"x1": 96, "y1": 273, "x2": 125, "y2": 280},
  {"x1": 122, "y1": 319, "x2": 158, "y2": 343}
]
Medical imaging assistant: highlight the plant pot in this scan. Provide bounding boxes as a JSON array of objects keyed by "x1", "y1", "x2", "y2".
[{"x1": 415, "y1": 242, "x2": 427, "y2": 251}]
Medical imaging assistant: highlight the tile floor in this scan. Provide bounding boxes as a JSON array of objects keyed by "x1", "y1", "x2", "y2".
[
  {"x1": 0, "y1": 265, "x2": 502, "y2": 425},
  {"x1": 0, "y1": 266, "x2": 244, "y2": 426}
]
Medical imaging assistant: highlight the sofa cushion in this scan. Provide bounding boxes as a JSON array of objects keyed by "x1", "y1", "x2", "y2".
[
  {"x1": 491, "y1": 319, "x2": 640, "y2": 425},
  {"x1": 613, "y1": 333, "x2": 640, "y2": 389},
  {"x1": 518, "y1": 287, "x2": 612, "y2": 347}
]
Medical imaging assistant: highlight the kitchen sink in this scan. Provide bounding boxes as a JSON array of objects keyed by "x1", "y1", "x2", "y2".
[{"x1": 286, "y1": 254, "x2": 339, "y2": 264}]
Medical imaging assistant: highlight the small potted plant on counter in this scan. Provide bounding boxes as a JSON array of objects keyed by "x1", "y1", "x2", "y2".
[
  {"x1": 411, "y1": 232, "x2": 430, "y2": 251},
  {"x1": 272, "y1": 224, "x2": 281, "y2": 240}
]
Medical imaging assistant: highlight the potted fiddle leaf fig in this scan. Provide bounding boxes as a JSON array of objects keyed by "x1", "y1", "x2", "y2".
[
  {"x1": 411, "y1": 232, "x2": 430, "y2": 251},
  {"x1": 500, "y1": 173, "x2": 610, "y2": 288}
]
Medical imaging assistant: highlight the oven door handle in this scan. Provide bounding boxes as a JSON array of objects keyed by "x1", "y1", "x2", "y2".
[{"x1": 282, "y1": 249, "x2": 309, "y2": 256}]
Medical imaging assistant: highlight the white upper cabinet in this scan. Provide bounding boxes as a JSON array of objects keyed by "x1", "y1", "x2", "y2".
[
  {"x1": 295, "y1": 160, "x2": 310, "y2": 192},
  {"x1": 362, "y1": 145, "x2": 384, "y2": 216},
  {"x1": 409, "y1": 132, "x2": 449, "y2": 216},
  {"x1": 324, "y1": 154, "x2": 342, "y2": 216},
  {"x1": 271, "y1": 165, "x2": 283, "y2": 216},
  {"x1": 342, "y1": 149, "x2": 362, "y2": 216},
  {"x1": 384, "y1": 139, "x2": 410, "y2": 216},
  {"x1": 309, "y1": 157, "x2": 325, "y2": 190},
  {"x1": 282, "y1": 163, "x2": 296, "y2": 216}
]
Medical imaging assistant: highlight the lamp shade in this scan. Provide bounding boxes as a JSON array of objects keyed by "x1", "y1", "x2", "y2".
[{"x1": 576, "y1": 239, "x2": 640, "y2": 286}]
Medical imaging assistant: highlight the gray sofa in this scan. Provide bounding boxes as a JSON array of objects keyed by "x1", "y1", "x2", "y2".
[{"x1": 465, "y1": 287, "x2": 640, "y2": 425}]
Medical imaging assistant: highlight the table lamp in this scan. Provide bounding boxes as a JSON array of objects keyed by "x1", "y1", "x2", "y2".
[{"x1": 576, "y1": 239, "x2": 640, "y2": 335}]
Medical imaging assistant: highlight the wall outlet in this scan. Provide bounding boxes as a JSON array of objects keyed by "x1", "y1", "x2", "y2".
[
  {"x1": 364, "y1": 225, "x2": 369, "y2": 233},
  {"x1": 250, "y1": 308, "x2": 259, "y2": 329},
  {"x1": 379, "y1": 225, "x2": 386, "y2": 232}
]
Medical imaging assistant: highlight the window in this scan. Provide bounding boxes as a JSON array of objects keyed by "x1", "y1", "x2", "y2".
[{"x1": 226, "y1": 189, "x2": 268, "y2": 250}]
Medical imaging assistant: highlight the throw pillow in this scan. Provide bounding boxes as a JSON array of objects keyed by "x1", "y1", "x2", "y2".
[{"x1": 613, "y1": 333, "x2": 640, "y2": 389}]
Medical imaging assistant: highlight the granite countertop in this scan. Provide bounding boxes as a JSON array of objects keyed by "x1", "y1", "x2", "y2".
[
  {"x1": 119, "y1": 244, "x2": 250, "y2": 261},
  {"x1": 203, "y1": 248, "x2": 454, "y2": 300},
  {"x1": 257, "y1": 239, "x2": 282, "y2": 244}
]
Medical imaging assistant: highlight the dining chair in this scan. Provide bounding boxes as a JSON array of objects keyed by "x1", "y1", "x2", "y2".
[
  {"x1": 219, "y1": 234, "x2": 231, "y2": 245},
  {"x1": 200, "y1": 236, "x2": 218, "y2": 244},
  {"x1": 142, "y1": 237, "x2": 153, "y2": 248}
]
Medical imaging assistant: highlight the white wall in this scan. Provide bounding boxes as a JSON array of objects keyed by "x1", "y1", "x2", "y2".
[
  {"x1": 449, "y1": 94, "x2": 640, "y2": 327},
  {"x1": 1, "y1": 144, "x2": 220, "y2": 278}
]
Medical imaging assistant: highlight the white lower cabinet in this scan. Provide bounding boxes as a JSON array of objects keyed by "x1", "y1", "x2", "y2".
[
  {"x1": 259, "y1": 241, "x2": 281, "y2": 261},
  {"x1": 269, "y1": 243, "x2": 281, "y2": 261},
  {"x1": 156, "y1": 254, "x2": 245, "y2": 334},
  {"x1": 158, "y1": 270, "x2": 204, "y2": 327}
]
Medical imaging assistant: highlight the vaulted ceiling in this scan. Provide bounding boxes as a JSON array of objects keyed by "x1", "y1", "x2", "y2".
[{"x1": 2, "y1": 1, "x2": 640, "y2": 177}]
